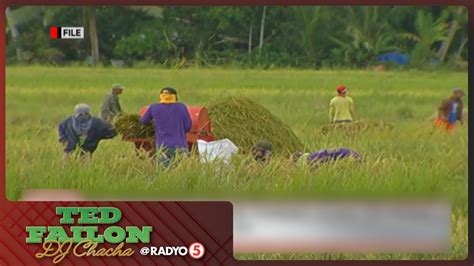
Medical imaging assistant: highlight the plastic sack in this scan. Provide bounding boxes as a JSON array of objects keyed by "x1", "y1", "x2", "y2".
[{"x1": 197, "y1": 139, "x2": 238, "y2": 163}]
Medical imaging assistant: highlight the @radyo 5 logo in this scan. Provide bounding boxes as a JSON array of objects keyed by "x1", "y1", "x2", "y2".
[
  {"x1": 139, "y1": 242, "x2": 206, "y2": 259},
  {"x1": 25, "y1": 207, "x2": 205, "y2": 263}
]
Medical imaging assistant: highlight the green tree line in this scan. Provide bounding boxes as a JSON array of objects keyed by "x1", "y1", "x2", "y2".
[{"x1": 5, "y1": 6, "x2": 468, "y2": 69}]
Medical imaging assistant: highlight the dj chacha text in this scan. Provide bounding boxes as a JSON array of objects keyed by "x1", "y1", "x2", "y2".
[{"x1": 25, "y1": 207, "x2": 153, "y2": 263}]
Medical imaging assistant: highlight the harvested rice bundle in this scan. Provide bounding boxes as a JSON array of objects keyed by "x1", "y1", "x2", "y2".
[
  {"x1": 113, "y1": 113, "x2": 154, "y2": 139},
  {"x1": 317, "y1": 120, "x2": 394, "y2": 136},
  {"x1": 207, "y1": 96, "x2": 303, "y2": 154}
]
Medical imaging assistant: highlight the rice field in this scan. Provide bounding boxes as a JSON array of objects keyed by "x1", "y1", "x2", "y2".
[{"x1": 5, "y1": 66, "x2": 468, "y2": 260}]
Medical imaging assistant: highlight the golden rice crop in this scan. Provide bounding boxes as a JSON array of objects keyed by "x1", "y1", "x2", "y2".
[{"x1": 317, "y1": 120, "x2": 394, "y2": 137}]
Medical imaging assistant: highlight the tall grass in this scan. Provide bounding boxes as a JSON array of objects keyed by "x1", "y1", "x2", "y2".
[{"x1": 6, "y1": 66, "x2": 468, "y2": 259}]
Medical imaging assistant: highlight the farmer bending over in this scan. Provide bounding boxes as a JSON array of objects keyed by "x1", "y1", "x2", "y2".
[
  {"x1": 435, "y1": 88, "x2": 465, "y2": 132},
  {"x1": 101, "y1": 83, "x2": 125, "y2": 122},
  {"x1": 59, "y1": 103, "x2": 117, "y2": 156},
  {"x1": 140, "y1": 87, "x2": 192, "y2": 168},
  {"x1": 330, "y1": 85, "x2": 355, "y2": 123},
  {"x1": 292, "y1": 148, "x2": 362, "y2": 169}
]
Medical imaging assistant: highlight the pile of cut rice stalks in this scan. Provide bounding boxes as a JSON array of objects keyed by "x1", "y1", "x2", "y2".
[
  {"x1": 113, "y1": 113, "x2": 154, "y2": 139},
  {"x1": 207, "y1": 96, "x2": 303, "y2": 154}
]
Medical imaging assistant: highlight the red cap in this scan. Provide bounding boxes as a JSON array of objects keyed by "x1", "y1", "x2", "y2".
[{"x1": 337, "y1": 85, "x2": 348, "y2": 93}]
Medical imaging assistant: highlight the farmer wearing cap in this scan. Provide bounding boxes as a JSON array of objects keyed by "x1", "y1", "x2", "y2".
[
  {"x1": 101, "y1": 83, "x2": 125, "y2": 122},
  {"x1": 58, "y1": 103, "x2": 117, "y2": 156},
  {"x1": 435, "y1": 88, "x2": 465, "y2": 131},
  {"x1": 292, "y1": 148, "x2": 362, "y2": 169},
  {"x1": 330, "y1": 85, "x2": 355, "y2": 123},
  {"x1": 140, "y1": 87, "x2": 192, "y2": 168}
]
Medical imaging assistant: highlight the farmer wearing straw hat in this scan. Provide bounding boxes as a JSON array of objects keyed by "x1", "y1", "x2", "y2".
[
  {"x1": 58, "y1": 103, "x2": 117, "y2": 156},
  {"x1": 140, "y1": 87, "x2": 192, "y2": 168},
  {"x1": 101, "y1": 83, "x2": 125, "y2": 122},
  {"x1": 329, "y1": 85, "x2": 355, "y2": 123},
  {"x1": 435, "y1": 88, "x2": 465, "y2": 132}
]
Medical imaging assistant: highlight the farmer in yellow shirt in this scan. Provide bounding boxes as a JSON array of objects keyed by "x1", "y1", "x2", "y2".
[{"x1": 329, "y1": 85, "x2": 355, "y2": 123}]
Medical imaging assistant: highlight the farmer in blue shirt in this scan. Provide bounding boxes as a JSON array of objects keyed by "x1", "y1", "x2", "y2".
[
  {"x1": 140, "y1": 87, "x2": 192, "y2": 168},
  {"x1": 58, "y1": 103, "x2": 117, "y2": 156}
]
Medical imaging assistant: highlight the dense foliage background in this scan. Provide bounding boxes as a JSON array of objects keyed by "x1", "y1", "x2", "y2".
[{"x1": 5, "y1": 6, "x2": 468, "y2": 69}]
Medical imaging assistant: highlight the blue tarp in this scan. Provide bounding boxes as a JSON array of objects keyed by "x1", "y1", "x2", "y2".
[{"x1": 377, "y1": 52, "x2": 410, "y2": 65}]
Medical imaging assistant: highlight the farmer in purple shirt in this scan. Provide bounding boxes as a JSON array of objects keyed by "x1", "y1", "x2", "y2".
[{"x1": 140, "y1": 87, "x2": 192, "y2": 168}]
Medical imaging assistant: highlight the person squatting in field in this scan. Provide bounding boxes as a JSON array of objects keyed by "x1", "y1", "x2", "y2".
[
  {"x1": 140, "y1": 87, "x2": 192, "y2": 168},
  {"x1": 251, "y1": 140, "x2": 274, "y2": 163},
  {"x1": 330, "y1": 85, "x2": 355, "y2": 123},
  {"x1": 58, "y1": 103, "x2": 117, "y2": 156},
  {"x1": 435, "y1": 88, "x2": 465, "y2": 132},
  {"x1": 101, "y1": 83, "x2": 125, "y2": 122}
]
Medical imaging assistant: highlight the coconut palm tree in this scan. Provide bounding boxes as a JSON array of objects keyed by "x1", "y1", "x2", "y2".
[
  {"x1": 5, "y1": 6, "x2": 47, "y2": 62},
  {"x1": 82, "y1": 6, "x2": 163, "y2": 65},
  {"x1": 436, "y1": 6, "x2": 466, "y2": 62},
  {"x1": 329, "y1": 7, "x2": 400, "y2": 66},
  {"x1": 403, "y1": 10, "x2": 448, "y2": 66},
  {"x1": 292, "y1": 6, "x2": 321, "y2": 63}
]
